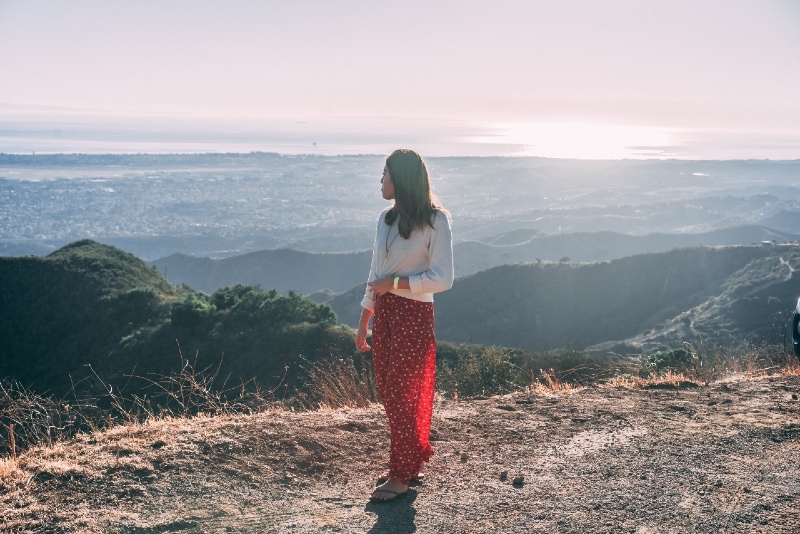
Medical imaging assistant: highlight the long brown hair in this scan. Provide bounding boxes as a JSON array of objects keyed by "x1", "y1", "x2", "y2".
[{"x1": 384, "y1": 148, "x2": 445, "y2": 238}]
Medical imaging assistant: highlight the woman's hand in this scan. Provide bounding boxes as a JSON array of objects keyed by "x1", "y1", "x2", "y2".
[
  {"x1": 355, "y1": 307, "x2": 374, "y2": 352},
  {"x1": 355, "y1": 324, "x2": 371, "y2": 352},
  {"x1": 367, "y1": 277, "x2": 394, "y2": 296},
  {"x1": 368, "y1": 276, "x2": 409, "y2": 295}
]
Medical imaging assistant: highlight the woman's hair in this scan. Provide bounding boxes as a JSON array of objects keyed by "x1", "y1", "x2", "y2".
[{"x1": 384, "y1": 148, "x2": 446, "y2": 238}]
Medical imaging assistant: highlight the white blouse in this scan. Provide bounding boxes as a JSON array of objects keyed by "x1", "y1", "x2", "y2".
[{"x1": 360, "y1": 207, "x2": 454, "y2": 311}]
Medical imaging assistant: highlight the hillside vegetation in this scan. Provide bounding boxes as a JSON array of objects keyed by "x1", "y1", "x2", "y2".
[
  {"x1": 435, "y1": 245, "x2": 800, "y2": 353},
  {"x1": 0, "y1": 241, "x2": 351, "y2": 400},
  {"x1": 0, "y1": 240, "x2": 626, "y2": 409},
  {"x1": 322, "y1": 245, "x2": 800, "y2": 354},
  {"x1": 4, "y1": 240, "x2": 800, "y2": 449}
]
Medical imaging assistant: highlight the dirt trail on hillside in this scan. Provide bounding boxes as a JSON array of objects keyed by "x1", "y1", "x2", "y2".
[{"x1": 2, "y1": 373, "x2": 800, "y2": 533}]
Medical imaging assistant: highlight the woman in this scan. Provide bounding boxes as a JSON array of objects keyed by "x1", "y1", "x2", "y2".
[{"x1": 355, "y1": 148, "x2": 454, "y2": 503}]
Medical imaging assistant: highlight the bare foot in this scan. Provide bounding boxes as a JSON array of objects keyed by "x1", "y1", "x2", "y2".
[{"x1": 369, "y1": 477, "x2": 408, "y2": 502}]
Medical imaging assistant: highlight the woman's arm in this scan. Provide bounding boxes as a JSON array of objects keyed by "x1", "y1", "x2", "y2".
[
  {"x1": 355, "y1": 307, "x2": 374, "y2": 352},
  {"x1": 360, "y1": 215, "x2": 384, "y2": 311}
]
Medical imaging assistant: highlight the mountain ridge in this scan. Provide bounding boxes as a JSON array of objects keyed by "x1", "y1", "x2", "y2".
[
  {"x1": 152, "y1": 224, "x2": 799, "y2": 295},
  {"x1": 322, "y1": 244, "x2": 800, "y2": 354}
]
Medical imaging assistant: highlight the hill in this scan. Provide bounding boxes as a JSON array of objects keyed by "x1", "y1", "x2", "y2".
[
  {"x1": 0, "y1": 241, "x2": 351, "y2": 399},
  {"x1": 2, "y1": 371, "x2": 799, "y2": 532},
  {"x1": 151, "y1": 225, "x2": 800, "y2": 295},
  {"x1": 153, "y1": 248, "x2": 371, "y2": 295},
  {"x1": 322, "y1": 245, "x2": 800, "y2": 354}
]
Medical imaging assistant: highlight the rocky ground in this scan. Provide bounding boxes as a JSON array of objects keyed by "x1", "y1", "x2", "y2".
[{"x1": 2, "y1": 371, "x2": 800, "y2": 533}]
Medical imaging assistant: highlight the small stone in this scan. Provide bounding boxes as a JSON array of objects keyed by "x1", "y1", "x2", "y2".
[
  {"x1": 512, "y1": 475, "x2": 524, "y2": 486},
  {"x1": 792, "y1": 393, "x2": 798, "y2": 401},
  {"x1": 460, "y1": 452, "x2": 469, "y2": 462},
  {"x1": 499, "y1": 471, "x2": 508, "y2": 481}
]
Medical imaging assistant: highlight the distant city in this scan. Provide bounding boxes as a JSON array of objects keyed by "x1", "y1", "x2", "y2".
[{"x1": 1, "y1": 153, "x2": 799, "y2": 261}]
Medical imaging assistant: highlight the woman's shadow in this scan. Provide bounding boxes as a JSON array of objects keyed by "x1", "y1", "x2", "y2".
[{"x1": 365, "y1": 488, "x2": 418, "y2": 533}]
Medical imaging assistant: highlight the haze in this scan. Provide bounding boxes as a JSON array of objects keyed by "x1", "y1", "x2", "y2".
[{"x1": 1, "y1": 0, "x2": 799, "y2": 158}]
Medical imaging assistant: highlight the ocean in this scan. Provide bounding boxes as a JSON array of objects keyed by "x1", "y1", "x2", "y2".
[{"x1": 2, "y1": 114, "x2": 799, "y2": 161}]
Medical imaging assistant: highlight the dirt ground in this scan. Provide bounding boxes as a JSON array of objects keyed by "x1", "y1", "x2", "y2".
[{"x1": 2, "y1": 372, "x2": 800, "y2": 533}]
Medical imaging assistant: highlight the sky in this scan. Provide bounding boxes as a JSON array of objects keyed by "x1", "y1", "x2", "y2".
[{"x1": 1, "y1": 0, "x2": 799, "y2": 158}]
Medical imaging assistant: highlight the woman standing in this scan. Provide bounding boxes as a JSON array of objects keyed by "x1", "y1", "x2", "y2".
[{"x1": 355, "y1": 148, "x2": 454, "y2": 503}]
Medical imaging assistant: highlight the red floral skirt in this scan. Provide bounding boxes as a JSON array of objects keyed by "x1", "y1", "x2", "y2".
[{"x1": 372, "y1": 292, "x2": 437, "y2": 485}]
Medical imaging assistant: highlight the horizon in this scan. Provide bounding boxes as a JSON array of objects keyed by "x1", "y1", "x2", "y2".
[
  {"x1": 2, "y1": 106, "x2": 799, "y2": 161},
  {"x1": 2, "y1": 1, "x2": 799, "y2": 161}
]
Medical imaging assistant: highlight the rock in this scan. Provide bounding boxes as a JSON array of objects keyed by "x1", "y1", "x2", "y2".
[
  {"x1": 460, "y1": 452, "x2": 468, "y2": 462},
  {"x1": 512, "y1": 475, "x2": 524, "y2": 486},
  {"x1": 500, "y1": 471, "x2": 508, "y2": 481}
]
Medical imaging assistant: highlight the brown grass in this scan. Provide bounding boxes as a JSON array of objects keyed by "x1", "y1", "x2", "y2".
[
  {"x1": 601, "y1": 370, "x2": 703, "y2": 389},
  {"x1": 780, "y1": 358, "x2": 800, "y2": 376},
  {"x1": 0, "y1": 456, "x2": 27, "y2": 488},
  {"x1": 2, "y1": 343, "x2": 798, "y2": 461},
  {"x1": 606, "y1": 344, "x2": 799, "y2": 389},
  {"x1": 0, "y1": 351, "x2": 284, "y2": 458},
  {"x1": 303, "y1": 354, "x2": 380, "y2": 409},
  {"x1": 530, "y1": 368, "x2": 583, "y2": 394}
]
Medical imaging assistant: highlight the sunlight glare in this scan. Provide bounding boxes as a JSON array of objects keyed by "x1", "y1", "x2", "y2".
[{"x1": 473, "y1": 122, "x2": 679, "y2": 159}]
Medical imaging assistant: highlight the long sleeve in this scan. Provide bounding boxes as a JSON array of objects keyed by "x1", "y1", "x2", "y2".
[
  {"x1": 407, "y1": 211, "x2": 454, "y2": 295},
  {"x1": 359, "y1": 208, "x2": 454, "y2": 310},
  {"x1": 360, "y1": 216, "x2": 382, "y2": 311}
]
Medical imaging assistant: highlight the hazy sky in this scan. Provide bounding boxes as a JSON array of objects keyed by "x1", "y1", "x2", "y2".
[{"x1": 1, "y1": 0, "x2": 799, "y2": 157}]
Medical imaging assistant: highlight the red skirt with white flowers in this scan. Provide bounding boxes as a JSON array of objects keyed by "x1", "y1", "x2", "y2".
[{"x1": 372, "y1": 292, "x2": 437, "y2": 485}]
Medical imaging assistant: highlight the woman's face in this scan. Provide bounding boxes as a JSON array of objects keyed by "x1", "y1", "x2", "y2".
[{"x1": 381, "y1": 166, "x2": 395, "y2": 200}]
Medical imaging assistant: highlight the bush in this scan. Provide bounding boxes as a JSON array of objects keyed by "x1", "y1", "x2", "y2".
[
  {"x1": 437, "y1": 345, "x2": 526, "y2": 398},
  {"x1": 171, "y1": 294, "x2": 216, "y2": 327},
  {"x1": 211, "y1": 284, "x2": 256, "y2": 310},
  {"x1": 436, "y1": 342, "x2": 623, "y2": 398},
  {"x1": 646, "y1": 348, "x2": 698, "y2": 374},
  {"x1": 228, "y1": 289, "x2": 336, "y2": 328}
]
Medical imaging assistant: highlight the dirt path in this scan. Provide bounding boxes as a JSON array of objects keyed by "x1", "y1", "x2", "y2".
[{"x1": 2, "y1": 373, "x2": 800, "y2": 533}]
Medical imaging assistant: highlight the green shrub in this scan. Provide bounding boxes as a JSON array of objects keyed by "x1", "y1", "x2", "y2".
[
  {"x1": 437, "y1": 345, "x2": 525, "y2": 398},
  {"x1": 211, "y1": 284, "x2": 256, "y2": 310},
  {"x1": 646, "y1": 348, "x2": 698, "y2": 374},
  {"x1": 229, "y1": 289, "x2": 336, "y2": 328},
  {"x1": 171, "y1": 294, "x2": 216, "y2": 327},
  {"x1": 436, "y1": 342, "x2": 622, "y2": 398}
]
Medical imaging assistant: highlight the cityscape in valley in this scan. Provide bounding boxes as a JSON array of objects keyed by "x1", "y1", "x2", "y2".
[{"x1": 2, "y1": 153, "x2": 799, "y2": 260}]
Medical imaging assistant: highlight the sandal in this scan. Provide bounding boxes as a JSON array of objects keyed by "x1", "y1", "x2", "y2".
[
  {"x1": 376, "y1": 473, "x2": 424, "y2": 486},
  {"x1": 369, "y1": 489, "x2": 409, "y2": 503}
]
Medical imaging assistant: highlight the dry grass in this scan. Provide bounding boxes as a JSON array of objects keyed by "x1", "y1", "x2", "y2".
[
  {"x1": 606, "y1": 344, "x2": 799, "y2": 389},
  {"x1": 528, "y1": 343, "x2": 800, "y2": 393},
  {"x1": 0, "y1": 456, "x2": 27, "y2": 488},
  {"x1": 0, "y1": 350, "x2": 288, "y2": 458},
  {"x1": 781, "y1": 359, "x2": 800, "y2": 375},
  {"x1": 677, "y1": 341, "x2": 792, "y2": 379},
  {"x1": 602, "y1": 370, "x2": 703, "y2": 389},
  {"x1": 530, "y1": 368, "x2": 583, "y2": 394},
  {"x1": 2, "y1": 342, "x2": 798, "y2": 465},
  {"x1": 302, "y1": 354, "x2": 380, "y2": 409}
]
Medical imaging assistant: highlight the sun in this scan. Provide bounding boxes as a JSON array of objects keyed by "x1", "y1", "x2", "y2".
[{"x1": 472, "y1": 122, "x2": 680, "y2": 159}]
